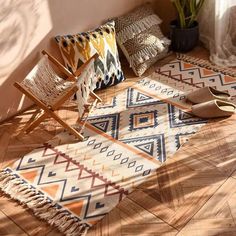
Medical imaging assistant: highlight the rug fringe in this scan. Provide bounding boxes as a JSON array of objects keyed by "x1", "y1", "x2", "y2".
[
  {"x1": 0, "y1": 169, "x2": 89, "y2": 236},
  {"x1": 176, "y1": 53, "x2": 236, "y2": 77}
]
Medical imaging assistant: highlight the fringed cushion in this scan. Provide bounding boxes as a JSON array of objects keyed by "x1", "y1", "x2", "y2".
[
  {"x1": 114, "y1": 4, "x2": 171, "y2": 76},
  {"x1": 55, "y1": 21, "x2": 125, "y2": 90}
]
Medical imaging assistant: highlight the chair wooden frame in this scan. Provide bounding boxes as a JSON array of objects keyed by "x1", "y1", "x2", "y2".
[{"x1": 14, "y1": 50, "x2": 102, "y2": 141}]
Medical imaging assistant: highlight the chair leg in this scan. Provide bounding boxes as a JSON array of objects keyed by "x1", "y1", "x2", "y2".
[
  {"x1": 49, "y1": 111, "x2": 84, "y2": 141},
  {"x1": 90, "y1": 91, "x2": 102, "y2": 102},
  {"x1": 25, "y1": 112, "x2": 48, "y2": 133}
]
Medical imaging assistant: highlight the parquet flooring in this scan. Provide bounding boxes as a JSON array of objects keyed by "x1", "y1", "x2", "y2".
[{"x1": 0, "y1": 47, "x2": 236, "y2": 235}]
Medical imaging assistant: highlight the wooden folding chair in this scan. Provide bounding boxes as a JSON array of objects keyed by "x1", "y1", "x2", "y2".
[{"x1": 14, "y1": 50, "x2": 102, "y2": 141}]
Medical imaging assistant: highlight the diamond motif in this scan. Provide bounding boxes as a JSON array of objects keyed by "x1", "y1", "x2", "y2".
[
  {"x1": 161, "y1": 88, "x2": 167, "y2": 93},
  {"x1": 135, "y1": 165, "x2": 143, "y2": 172},
  {"x1": 120, "y1": 157, "x2": 129, "y2": 164},
  {"x1": 173, "y1": 93, "x2": 179, "y2": 98},
  {"x1": 143, "y1": 169, "x2": 151, "y2": 176},
  {"x1": 128, "y1": 161, "x2": 136, "y2": 168},
  {"x1": 100, "y1": 146, "x2": 108, "y2": 153},
  {"x1": 94, "y1": 143, "x2": 102, "y2": 149},
  {"x1": 107, "y1": 150, "x2": 115, "y2": 157},
  {"x1": 87, "y1": 139, "x2": 95, "y2": 146},
  {"x1": 113, "y1": 153, "x2": 122, "y2": 160}
]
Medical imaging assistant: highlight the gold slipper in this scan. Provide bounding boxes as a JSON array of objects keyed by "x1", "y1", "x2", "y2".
[
  {"x1": 187, "y1": 86, "x2": 230, "y2": 104},
  {"x1": 191, "y1": 99, "x2": 236, "y2": 118}
]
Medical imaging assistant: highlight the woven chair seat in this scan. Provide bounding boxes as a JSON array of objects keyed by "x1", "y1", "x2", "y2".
[{"x1": 21, "y1": 56, "x2": 74, "y2": 106}]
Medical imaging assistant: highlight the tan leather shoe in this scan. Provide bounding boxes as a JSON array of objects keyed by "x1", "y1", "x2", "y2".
[
  {"x1": 187, "y1": 86, "x2": 230, "y2": 104},
  {"x1": 191, "y1": 100, "x2": 236, "y2": 118}
]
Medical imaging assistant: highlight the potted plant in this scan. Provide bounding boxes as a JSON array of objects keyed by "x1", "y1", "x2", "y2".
[{"x1": 170, "y1": 0, "x2": 205, "y2": 52}]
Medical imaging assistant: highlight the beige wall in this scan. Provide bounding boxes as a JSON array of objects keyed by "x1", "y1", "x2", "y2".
[
  {"x1": 0, "y1": 0, "x2": 175, "y2": 122},
  {"x1": 152, "y1": 1, "x2": 176, "y2": 35}
]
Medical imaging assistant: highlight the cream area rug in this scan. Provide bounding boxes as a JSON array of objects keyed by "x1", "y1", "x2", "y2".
[{"x1": 1, "y1": 55, "x2": 235, "y2": 235}]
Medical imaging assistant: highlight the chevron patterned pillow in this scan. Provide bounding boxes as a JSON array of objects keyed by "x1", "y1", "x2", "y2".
[{"x1": 55, "y1": 21, "x2": 125, "y2": 90}]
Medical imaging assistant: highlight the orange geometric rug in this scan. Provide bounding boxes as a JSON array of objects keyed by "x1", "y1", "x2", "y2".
[{"x1": 1, "y1": 55, "x2": 235, "y2": 236}]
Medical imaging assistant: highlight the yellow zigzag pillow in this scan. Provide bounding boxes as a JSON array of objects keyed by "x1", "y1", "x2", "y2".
[{"x1": 55, "y1": 21, "x2": 125, "y2": 90}]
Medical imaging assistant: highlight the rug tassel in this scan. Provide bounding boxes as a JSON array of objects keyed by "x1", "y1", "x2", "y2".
[
  {"x1": 66, "y1": 222, "x2": 83, "y2": 235},
  {"x1": 0, "y1": 170, "x2": 89, "y2": 236}
]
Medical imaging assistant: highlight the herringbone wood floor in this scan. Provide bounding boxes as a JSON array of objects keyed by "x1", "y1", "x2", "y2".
[{"x1": 1, "y1": 47, "x2": 236, "y2": 236}]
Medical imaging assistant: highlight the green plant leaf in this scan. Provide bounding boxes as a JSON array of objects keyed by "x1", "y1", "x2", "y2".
[
  {"x1": 173, "y1": 0, "x2": 186, "y2": 28},
  {"x1": 171, "y1": 0, "x2": 205, "y2": 28}
]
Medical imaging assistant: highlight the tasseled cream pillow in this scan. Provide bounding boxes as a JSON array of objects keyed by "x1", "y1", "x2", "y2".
[{"x1": 114, "y1": 4, "x2": 171, "y2": 76}]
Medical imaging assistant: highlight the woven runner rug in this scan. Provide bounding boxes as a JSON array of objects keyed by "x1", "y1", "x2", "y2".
[{"x1": 1, "y1": 55, "x2": 236, "y2": 235}]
